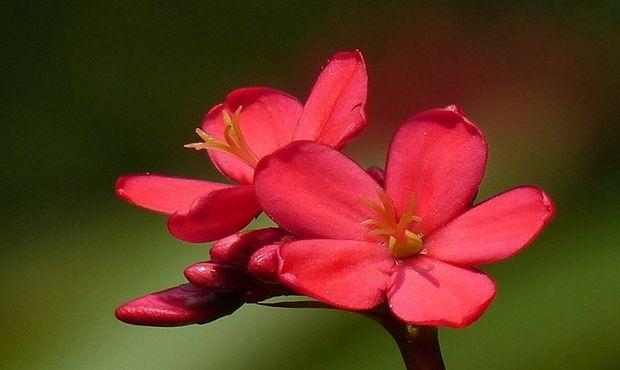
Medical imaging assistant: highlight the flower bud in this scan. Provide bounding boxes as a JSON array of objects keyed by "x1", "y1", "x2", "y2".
[
  {"x1": 247, "y1": 244, "x2": 280, "y2": 284},
  {"x1": 115, "y1": 284, "x2": 241, "y2": 327},
  {"x1": 209, "y1": 228, "x2": 291, "y2": 265},
  {"x1": 184, "y1": 262, "x2": 249, "y2": 292}
]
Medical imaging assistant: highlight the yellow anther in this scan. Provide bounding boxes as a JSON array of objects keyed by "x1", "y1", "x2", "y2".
[
  {"x1": 362, "y1": 188, "x2": 424, "y2": 259},
  {"x1": 185, "y1": 106, "x2": 259, "y2": 168},
  {"x1": 404, "y1": 230, "x2": 422, "y2": 242}
]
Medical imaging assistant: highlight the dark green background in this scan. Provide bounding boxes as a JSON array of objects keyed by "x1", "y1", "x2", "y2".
[{"x1": 2, "y1": 2, "x2": 619, "y2": 369}]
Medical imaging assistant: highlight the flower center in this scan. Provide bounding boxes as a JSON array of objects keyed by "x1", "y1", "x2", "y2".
[
  {"x1": 185, "y1": 106, "x2": 259, "y2": 168},
  {"x1": 362, "y1": 188, "x2": 423, "y2": 259}
]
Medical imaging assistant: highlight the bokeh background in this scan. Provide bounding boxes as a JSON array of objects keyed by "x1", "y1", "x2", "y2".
[{"x1": 2, "y1": 1, "x2": 619, "y2": 369}]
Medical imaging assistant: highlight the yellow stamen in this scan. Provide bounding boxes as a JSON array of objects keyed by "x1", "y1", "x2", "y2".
[
  {"x1": 362, "y1": 188, "x2": 424, "y2": 259},
  {"x1": 184, "y1": 106, "x2": 259, "y2": 168}
]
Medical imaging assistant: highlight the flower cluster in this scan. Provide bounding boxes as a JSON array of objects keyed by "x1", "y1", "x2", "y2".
[{"x1": 116, "y1": 50, "x2": 554, "y2": 329}]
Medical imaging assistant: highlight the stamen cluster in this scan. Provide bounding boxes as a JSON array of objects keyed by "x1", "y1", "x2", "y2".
[
  {"x1": 362, "y1": 188, "x2": 423, "y2": 258},
  {"x1": 185, "y1": 107, "x2": 259, "y2": 167}
]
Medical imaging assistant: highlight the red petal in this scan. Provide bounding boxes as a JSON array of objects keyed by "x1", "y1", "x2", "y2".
[
  {"x1": 202, "y1": 87, "x2": 303, "y2": 184},
  {"x1": 209, "y1": 228, "x2": 292, "y2": 266},
  {"x1": 254, "y1": 141, "x2": 382, "y2": 240},
  {"x1": 184, "y1": 262, "x2": 249, "y2": 292},
  {"x1": 425, "y1": 186, "x2": 555, "y2": 265},
  {"x1": 388, "y1": 256, "x2": 496, "y2": 328},
  {"x1": 385, "y1": 106, "x2": 488, "y2": 236},
  {"x1": 294, "y1": 51, "x2": 368, "y2": 148},
  {"x1": 116, "y1": 174, "x2": 229, "y2": 214},
  {"x1": 278, "y1": 239, "x2": 395, "y2": 310},
  {"x1": 167, "y1": 185, "x2": 261, "y2": 243},
  {"x1": 115, "y1": 284, "x2": 240, "y2": 327}
]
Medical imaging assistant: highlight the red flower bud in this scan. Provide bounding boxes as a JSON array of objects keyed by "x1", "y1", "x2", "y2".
[
  {"x1": 184, "y1": 262, "x2": 249, "y2": 292},
  {"x1": 115, "y1": 284, "x2": 241, "y2": 327},
  {"x1": 209, "y1": 228, "x2": 291, "y2": 265},
  {"x1": 247, "y1": 244, "x2": 280, "y2": 284}
]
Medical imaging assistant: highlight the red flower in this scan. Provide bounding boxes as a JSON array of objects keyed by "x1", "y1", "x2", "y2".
[
  {"x1": 254, "y1": 106, "x2": 555, "y2": 327},
  {"x1": 116, "y1": 51, "x2": 367, "y2": 242}
]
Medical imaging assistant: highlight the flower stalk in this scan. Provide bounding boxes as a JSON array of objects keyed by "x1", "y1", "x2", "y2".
[{"x1": 379, "y1": 316, "x2": 445, "y2": 370}]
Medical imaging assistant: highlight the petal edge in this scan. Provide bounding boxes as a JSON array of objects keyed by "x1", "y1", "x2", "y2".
[
  {"x1": 278, "y1": 239, "x2": 395, "y2": 310},
  {"x1": 294, "y1": 50, "x2": 368, "y2": 148},
  {"x1": 254, "y1": 141, "x2": 381, "y2": 241},
  {"x1": 388, "y1": 256, "x2": 496, "y2": 328},
  {"x1": 385, "y1": 106, "x2": 488, "y2": 236},
  {"x1": 115, "y1": 174, "x2": 230, "y2": 215},
  {"x1": 425, "y1": 186, "x2": 555, "y2": 265},
  {"x1": 167, "y1": 185, "x2": 261, "y2": 243}
]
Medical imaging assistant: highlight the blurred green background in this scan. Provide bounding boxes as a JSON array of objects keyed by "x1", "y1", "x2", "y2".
[{"x1": 2, "y1": 1, "x2": 619, "y2": 369}]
